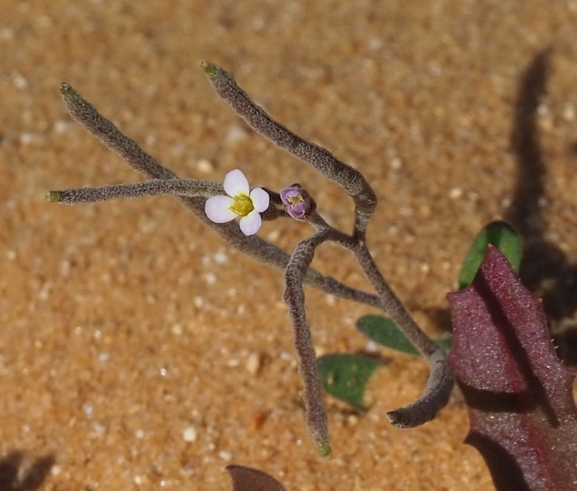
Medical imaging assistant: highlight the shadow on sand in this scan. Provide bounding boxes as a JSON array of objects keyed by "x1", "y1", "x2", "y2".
[
  {"x1": 0, "y1": 452, "x2": 55, "y2": 491},
  {"x1": 505, "y1": 48, "x2": 577, "y2": 364}
]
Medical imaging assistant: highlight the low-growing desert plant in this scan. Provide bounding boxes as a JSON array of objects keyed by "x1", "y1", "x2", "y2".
[
  {"x1": 48, "y1": 64, "x2": 577, "y2": 490},
  {"x1": 48, "y1": 63, "x2": 453, "y2": 458}
]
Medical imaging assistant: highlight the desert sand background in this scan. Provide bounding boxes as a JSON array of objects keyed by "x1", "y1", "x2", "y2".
[{"x1": 1, "y1": 1, "x2": 577, "y2": 490}]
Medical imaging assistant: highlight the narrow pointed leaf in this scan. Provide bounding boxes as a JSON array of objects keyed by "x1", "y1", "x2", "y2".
[
  {"x1": 357, "y1": 315, "x2": 452, "y2": 355},
  {"x1": 459, "y1": 220, "x2": 522, "y2": 290},
  {"x1": 357, "y1": 315, "x2": 421, "y2": 355},
  {"x1": 317, "y1": 354, "x2": 383, "y2": 408},
  {"x1": 226, "y1": 465, "x2": 288, "y2": 491},
  {"x1": 448, "y1": 246, "x2": 577, "y2": 491}
]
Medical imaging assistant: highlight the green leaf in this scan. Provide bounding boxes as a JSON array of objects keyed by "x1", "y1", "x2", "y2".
[
  {"x1": 357, "y1": 315, "x2": 421, "y2": 355},
  {"x1": 459, "y1": 220, "x2": 522, "y2": 290},
  {"x1": 317, "y1": 354, "x2": 382, "y2": 408},
  {"x1": 357, "y1": 315, "x2": 453, "y2": 356}
]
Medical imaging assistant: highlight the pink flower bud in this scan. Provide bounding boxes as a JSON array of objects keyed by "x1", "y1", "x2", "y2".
[{"x1": 280, "y1": 184, "x2": 316, "y2": 221}]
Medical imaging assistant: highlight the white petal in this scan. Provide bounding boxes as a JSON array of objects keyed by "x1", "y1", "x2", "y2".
[
  {"x1": 250, "y1": 187, "x2": 270, "y2": 213},
  {"x1": 223, "y1": 169, "x2": 250, "y2": 197},
  {"x1": 239, "y1": 210, "x2": 262, "y2": 236},
  {"x1": 205, "y1": 195, "x2": 236, "y2": 223}
]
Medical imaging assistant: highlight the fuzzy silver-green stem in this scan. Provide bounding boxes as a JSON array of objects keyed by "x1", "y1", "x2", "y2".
[
  {"x1": 203, "y1": 59, "x2": 453, "y2": 427},
  {"x1": 201, "y1": 63, "x2": 377, "y2": 236},
  {"x1": 60, "y1": 83, "x2": 176, "y2": 181},
  {"x1": 309, "y1": 214, "x2": 454, "y2": 427},
  {"x1": 57, "y1": 83, "x2": 382, "y2": 308},
  {"x1": 352, "y1": 244, "x2": 454, "y2": 426},
  {"x1": 283, "y1": 229, "x2": 332, "y2": 457},
  {"x1": 48, "y1": 179, "x2": 224, "y2": 204}
]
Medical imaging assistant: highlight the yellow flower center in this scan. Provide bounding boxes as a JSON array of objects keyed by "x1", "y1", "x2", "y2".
[
  {"x1": 286, "y1": 194, "x2": 304, "y2": 205},
  {"x1": 229, "y1": 194, "x2": 254, "y2": 217}
]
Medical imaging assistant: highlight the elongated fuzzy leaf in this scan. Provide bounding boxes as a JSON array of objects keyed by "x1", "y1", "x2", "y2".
[
  {"x1": 459, "y1": 221, "x2": 522, "y2": 289},
  {"x1": 317, "y1": 354, "x2": 383, "y2": 408},
  {"x1": 448, "y1": 246, "x2": 577, "y2": 491},
  {"x1": 226, "y1": 465, "x2": 287, "y2": 491},
  {"x1": 357, "y1": 315, "x2": 453, "y2": 355}
]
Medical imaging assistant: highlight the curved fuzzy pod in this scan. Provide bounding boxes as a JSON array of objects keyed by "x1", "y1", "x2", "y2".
[{"x1": 448, "y1": 246, "x2": 577, "y2": 491}]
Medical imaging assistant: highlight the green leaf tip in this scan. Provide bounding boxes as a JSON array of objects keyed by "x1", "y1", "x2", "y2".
[
  {"x1": 45, "y1": 190, "x2": 61, "y2": 202},
  {"x1": 459, "y1": 220, "x2": 522, "y2": 290},
  {"x1": 318, "y1": 443, "x2": 332, "y2": 459},
  {"x1": 201, "y1": 61, "x2": 222, "y2": 78},
  {"x1": 60, "y1": 82, "x2": 78, "y2": 101}
]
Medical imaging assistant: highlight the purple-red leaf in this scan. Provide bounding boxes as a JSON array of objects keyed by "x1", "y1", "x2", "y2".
[
  {"x1": 448, "y1": 246, "x2": 577, "y2": 491},
  {"x1": 226, "y1": 465, "x2": 288, "y2": 491}
]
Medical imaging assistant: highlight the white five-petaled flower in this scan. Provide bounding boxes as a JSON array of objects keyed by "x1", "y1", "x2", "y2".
[{"x1": 205, "y1": 169, "x2": 270, "y2": 236}]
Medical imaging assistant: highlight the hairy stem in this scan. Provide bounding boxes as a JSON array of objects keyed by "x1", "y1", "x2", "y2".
[
  {"x1": 201, "y1": 63, "x2": 377, "y2": 236},
  {"x1": 58, "y1": 83, "x2": 382, "y2": 308},
  {"x1": 352, "y1": 244, "x2": 454, "y2": 427},
  {"x1": 283, "y1": 229, "x2": 332, "y2": 457},
  {"x1": 61, "y1": 83, "x2": 177, "y2": 181},
  {"x1": 202, "y1": 55, "x2": 454, "y2": 426},
  {"x1": 48, "y1": 179, "x2": 223, "y2": 204},
  {"x1": 308, "y1": 214, "x2": 453, "y2": 427}
]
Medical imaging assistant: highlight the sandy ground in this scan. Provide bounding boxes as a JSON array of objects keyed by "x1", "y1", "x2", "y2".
[{"x1": 1, "y1": 1, "x2": 577, "y2": 490}]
